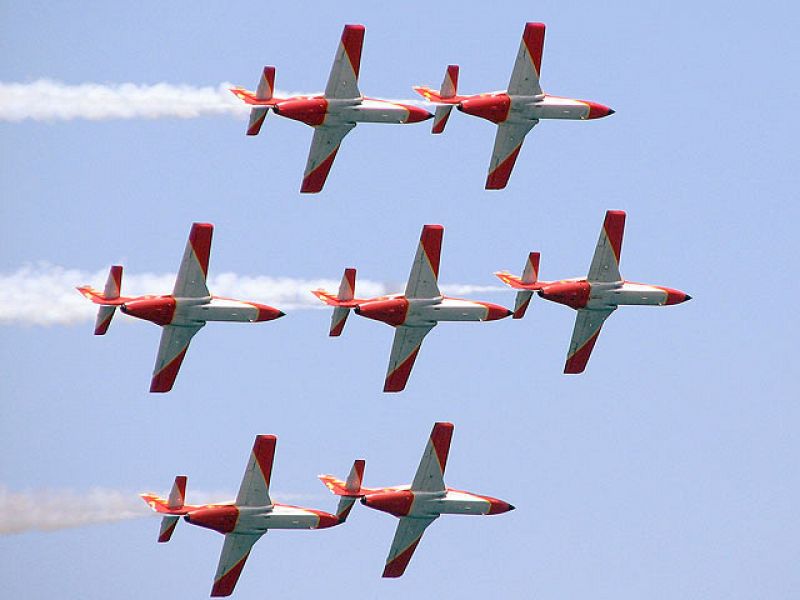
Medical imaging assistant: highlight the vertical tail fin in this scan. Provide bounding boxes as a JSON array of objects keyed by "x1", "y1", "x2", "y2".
[
  {"x1": 329, "y1": 268, "x2": 356, "y2": 337},
  {"x1": 512, "y1": 252, "x2": 540, "y2": 319},
  {"x1": 334, "y1": 459, "x2": 365, "y2": 522},
  {"x1": 94, "y1": 265, "x2": 123, "y2": 335},
  {"x1": 431, "y1": 65, "x2": 459, "y2": 134},
  {"x1": 158, "y1": 475, "x2": 187, "y2": 543},
  {"x1": 247, "y1": 66, "x2": 275, "y2": 136}
]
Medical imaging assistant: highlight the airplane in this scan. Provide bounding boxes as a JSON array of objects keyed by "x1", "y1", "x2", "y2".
[
  {"x1": 319, "y1": 422, "x2": 514, "y2": 578},
  {"x1": 413, "y1": 22, "x2": 615, "y2": 190},
  {"x1": 311, "y1": 224, "x2": 512, "y2": 392},
  {"x1": 76, "y1": 222, "x2": 284, "y2": 393},
  {"x1": 141, "y1": 435, "x2": 344, "y2": 596},
  {"x1": 495, "y1": 210, "x2": 692, "y2": 374},
  {"x1": 230, "y1": 24, "x2": 433, "y2": 194}
]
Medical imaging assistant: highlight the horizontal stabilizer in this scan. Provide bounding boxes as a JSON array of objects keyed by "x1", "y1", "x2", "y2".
[{"x1": 319, "y1": 459, "x2": 366, "y2": 497}]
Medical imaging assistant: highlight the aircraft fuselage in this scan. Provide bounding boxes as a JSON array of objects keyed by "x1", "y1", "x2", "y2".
[
  {"x1": 361, "y1": 487, "x2": 513, "y2": 518},
  {"x1": 458, "y1": 92, "x2": 613, "y2": 124},
  {"x1": 183, "y1": 503, "x2": 339, "y2": 535},
  {"x1": 538, "y1": 279, "x2": 691, "y2": 311},
  {"x1": 272, "y1": 96, "x2": 432, "y2": 127},
  {"x1": 119, "y1": 295, "x2": 283, "y2": 326},
  {"x1": 353, "y1": 295, "x2": 511, "y2": 327}
]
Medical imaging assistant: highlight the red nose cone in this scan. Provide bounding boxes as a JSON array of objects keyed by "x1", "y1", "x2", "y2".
[
  {"x1": 585, "y1": 101, "x2": 615, "y2": 120},
  {"x1": 362, "y1": 491, "x2": 415, "y2": 517},
  {"x1": 481, "y1": 303, "x2": 513, "y2": 321},
  {"x1": 120, "y1": 297, "x2": 176, "y2": 326},
  {"x1": 253, "y1": 304, "x2": 285, "y2": 322},
  {"x1": 184, "y1": 506, "x2": 239, "y2": 534},
  {"x1": 404, "y1": 105, "x2": 434, "y2": 123},
  {"x1": 485, "y1": 497, "x2": 515, "y2": 515},
  {"x1": 663, "y1": 288, "x2": 692, "y2": 305}
]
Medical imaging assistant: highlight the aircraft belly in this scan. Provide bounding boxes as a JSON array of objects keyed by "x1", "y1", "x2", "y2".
[
  {"x1": 611, "y1": 285, "x2": 667, "y2": 306},
  {"x1": 351, "y1": 104, "x2": 411, "y2": 123},
  {"x1": 415, "y1": 302, "x2": 485, "y2": 322},
  {"x1": 237, "y1": 508, "x2": 320, "y2": 530},
  {"x1": 535, "y1": 102, "x2": 588, "y2": 120},
  {"x1": 183, "y1": 300, "x2": 259, "y2": 322}
]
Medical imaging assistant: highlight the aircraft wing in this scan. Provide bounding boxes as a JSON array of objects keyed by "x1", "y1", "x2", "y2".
[
  {"x1": 300, "y1": 123, "x2": 356, "y2": 193},
  {"x1": 384, "y1": 324, "x2": 436, "y2": 392},
  {"x1": 324, "y1": 24, "x2": 364, "y2": 99},
  {"x1": 587, "y1": 210, "x2": 626, "y2": 283},
  {"x1": 507, "y1": 22, "x2": 545, "y2": 97},
  {"x1": 410, "y1": 422, "x2": 453, "y2": 493},
  {"x1": 235, "y1": 435, "x2": 276, "y2": 507},
  {"x1": 485, "y1": 120, "x2": 538, "y2": 190},
  {"x1": 564, "y1": 308, "x2": 616, "y2": 374},
  {"x1": 173, "y1": 223, "x2": 213, "y2": 298},
  {"x1": 382, "y1": 516, "x2": 438, "y2": 578},
  {"x1": 150, "y1": 323, "x2": 204, "y2": 393},
  {"x1": 210, "y1": 531, "x2": 264, "y2": 597},
  {"x1": 404, "y1": 224, "x2": 443, "y2": 299}
]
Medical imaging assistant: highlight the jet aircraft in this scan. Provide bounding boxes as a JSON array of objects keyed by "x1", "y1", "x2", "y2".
[
  {"x1": 76, "y1": 223, "x2": 284, "y2": 392},
  {"x1": 141, "y1": 435, "x2": 343, "y2": 597},
  {"x1": 230, "y1": 24, "x2": 433, "y2": 193},
  {"x1": 495, "y1": 210, "x2": 692, "y2": 373},
  {"x1": 312, "y1": 225, "x2": 512, "y2": 392},
  {"x1": 414, "y1": 22, "x2": 614, "y2": 189},
  {"x1": 319, "y1": 422, "x2": 514, "y2": 578}
]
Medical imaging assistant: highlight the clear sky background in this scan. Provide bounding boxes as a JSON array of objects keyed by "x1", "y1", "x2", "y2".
[{"x1": 1, "y1": 1, "x2": 799, "y2": 598}]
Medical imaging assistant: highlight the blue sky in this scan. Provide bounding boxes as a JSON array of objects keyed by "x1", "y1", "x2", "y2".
[{"x1": 1, "y1": 1, "x2": 799, "y2": 598}]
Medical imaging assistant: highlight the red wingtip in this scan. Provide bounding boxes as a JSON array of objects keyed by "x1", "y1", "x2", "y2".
[
  {"x1": 522, "y1": 22, "x2": 546, "y2": 76},
  {"x1": 382, "y1": 538, "x2": 422, "y2": 578},
  {"x1": 602, "y1": 210, "x2": 626, "y2": 264},
  {"x1": 384, "y1": 347, "x2": 421, "y2": 392},
  {"x1": 341, "y1": 24, "x2": 365, "y2": 79},
  {"x1": 430, "y1": 422, "x2": 454, "y2": 472},
  {"x1": 420, "y1": 224, "x2": 444, "y2": 279},
  {"x1": 486, "y1": 145, "x2": 522, "y2": 190},
  {"x1": 301, "y1": 148, "x2": 339, "y2": 193},
  {"x1": 564, "y1": 331, "x2": 600, "y2": 374},
  {"x1": 150, "y1": 347, "x2": 188, "y2": 393},
  {"x1": 188, "y1": 223, "x2": 214, "y2": 277},
  {"x1": 210, "y1": 553, "x2": 250, "y2": 597}
]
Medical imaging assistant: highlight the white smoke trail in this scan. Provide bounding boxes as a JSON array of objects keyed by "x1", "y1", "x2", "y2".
[
  {"x1": 0, "y1": 80, "x2": 429, "y2": 122},
  {"x1": 0, "y1": 486, "x2": 326, "y2": 535},
  {"x1": 0, "y1": 263, "x2": 505, "y2": 326}
]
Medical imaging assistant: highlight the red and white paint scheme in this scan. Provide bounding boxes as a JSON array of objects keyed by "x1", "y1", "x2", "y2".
[
  {"x1": 312, "y1": 225, "x2": 512, "y2": 392},
  {"x1": 141, "y1": 435, "x2": 342, "y2": 597},
  {"x1": 230, "y1": 24, "x2": 433, "y2": 194},
  {"x1": 76, "y1": 223, "x2": 284, "y2": 393},
  {"x1": 414, "y1": 22, "x2": 614, "y2": 190},
  {"x1": 495, "y1": 210, "x2": 692, "y2": 374},
  {"x1": 319, "y1": 422, "x2": 514, "y2": 578}
]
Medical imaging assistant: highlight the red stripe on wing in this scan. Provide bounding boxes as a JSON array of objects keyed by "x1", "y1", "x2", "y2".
[
  {"x1": 602, "y1": 210, "x2": 626, "y2": 264},
  {"x1": 485, "y1": 144, "x2": 522, "y2": 190},
  {"x1": 211, "y1": 553, "x2": 251, "y2": 597},
  {"x1": 430, "y1": 422, "x2": 454, "y2": 473},
  {"x1": 564, "y1": 330, "x2": 601, "y2": 374},
  {"x1": 420, "y1": 224, "x2": 444, "y2": 279},
  {"x1": 150, "y1": 347, "x2": 188, "y2": 393},
  {"x1": 252, "y1": 435, "x2": 276, "y2": 490},
  {"x1": 384, "y1": 347, "x2": 421, "y2": 393},
  {"x1": 383, "y1": 538, "x2": 422, "y2": 578},
  {"x1": 522, "y1": 22, "x2": 546, "y2": 76},
  {"x1": 301, "y1": 147, "x2": 339, "y2": 193},
  {"x1": 189, "y1": 223, "x2": 214, "y2": 277},
  {"x1": 341, "y1": 24, "x2": 365, "y2": 80}
]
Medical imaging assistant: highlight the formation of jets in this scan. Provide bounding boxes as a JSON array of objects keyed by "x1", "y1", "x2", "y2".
[
  {"x1": 66, "y1": 20, "x2": 691, "y2": 597},
  {"x1": 231, "y1": 22, "x2": 613, "y2": 192},
  {"x1": 142, "y1": 423, "x2": 513, "y2": 594}
]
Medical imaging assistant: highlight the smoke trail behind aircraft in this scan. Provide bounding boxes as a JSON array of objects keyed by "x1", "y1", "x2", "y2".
[
  {"x1": 0, "y1": 263, "x2": 504, "y2": 326},
  {"x1": 0, "y1": 80, "x2": 425, "y2": 122}
]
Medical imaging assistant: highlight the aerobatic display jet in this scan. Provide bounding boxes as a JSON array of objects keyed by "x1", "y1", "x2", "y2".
[
  {"x1": 495, "y1": 210, "x2": 692, "y2": 374},
  {"x1": 141, "y1": 435, "x2": 343, "y2": 597},
  {"x1": 76, "y1": 223, "x2": 284, "y2": 393},
  {"x1": 319, "y1": 422, "x2": 514, "y2": 578},
  {"x1": 230, "y1": 24, "x2": 433, "y2": 193},
  {"x1": 414, "y1": 22, "x2": 614, "y2": 189},
  {"x1": 312, "y1": 225, "x2": 512, "y2": 392}
]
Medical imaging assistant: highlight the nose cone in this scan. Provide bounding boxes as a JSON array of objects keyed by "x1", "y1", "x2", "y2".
[
  {"x1": 252, "y1": 304, "x2": 285, "y2": 322},
  {"x1": 584, "y1": 101, "x2": 615, "y2": 119},
  {"x1": 485, "y1": 497, "x2": 515, "y2": 515},
  {"x1": 663, "y1": 289, "x2": 692, "y2": 305},
  {"x1": 404, "y1": 105, "x2": 434, "y2": 123},
  {"x1": 481, "y1": 302, "x2": 514, "y2": 321}
]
